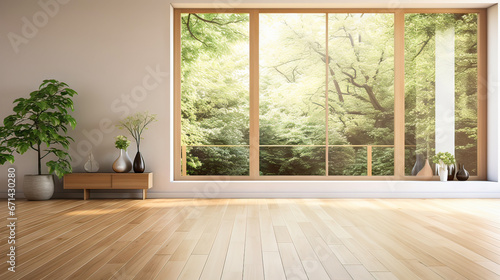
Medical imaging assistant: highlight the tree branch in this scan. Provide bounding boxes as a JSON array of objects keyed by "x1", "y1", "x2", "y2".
[
  {"x1": 412, "y1": 35, "x2": 432, "y2": 61},
  {"x1": 342, "y1": 70, "x2": 385, "y2": 112},
  {"x1": 192, "y1": 13, "x2": 245, "y2": 26},
  {"x1": 273, "y1": 66, "x2": 293, "y2": 83},
  {"x1": 373, "y1": 50, "x2": 385, "y2": 81},
  {"x1": 185, "y1": 14, "x2": 208, "y2": 47}
]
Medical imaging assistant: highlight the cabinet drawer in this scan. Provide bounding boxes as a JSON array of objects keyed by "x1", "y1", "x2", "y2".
[
  {"x1": 64, "y1": 174, "x2": 111, "y2": 189},
  {"x1": 112, "y1": 173, "x2": 152, "y2": 189}
]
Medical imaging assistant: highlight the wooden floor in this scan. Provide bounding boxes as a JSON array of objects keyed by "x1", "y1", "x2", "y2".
[{"x1": 1, "y1": 199, "x2": 500, "y2": 280}]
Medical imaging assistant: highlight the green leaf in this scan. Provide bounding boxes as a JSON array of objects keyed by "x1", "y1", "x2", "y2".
[
  {"x1": 13, "y1": 102, "x2": 25, "y2": 113},
  {"x1": 66, "y1": 99, "x2": 74, "y2": 111},
  {"x1": 5, "y1": 155, "x2": 15, "y2": 164},
  {"x1": 36, "y1": 101, "x2": 48, "y2": 111},
  {"x1": 0, "y1": 153, "x2": 15, "y2": 165},
  {"x1": 56, "y1": 105, "x2": 68, "y2": 114},
  {"x1": 29, "y1": 90, "x2": 39, "y2": 98},
  {"x1": 46, "y1": 84, "x2": 57, "y2": 95},
  {"x1": 47, "y1": 163, "x2": 55, "y2": 175},
  {"x1": 17, "y1": 143, "x2": 29, "y2": 154},
  {"x1": 50, "y1": 117, "x2": 60, "y2": 126},
  {"x1": 63, "y1": 88, "x2": 77, "y2": 96},
  {"x1": 66, "y1": 116, "x2": 77, "y2": 129},
  {"x1": 3, "y1": 115, "x2": 17, "y2": 127},
  {"x1": 40, "y1": 80, "x2": 51, "y2": 88},
  {"x1": 13, "y1": 97, "x2": 25, "y2": 104}
]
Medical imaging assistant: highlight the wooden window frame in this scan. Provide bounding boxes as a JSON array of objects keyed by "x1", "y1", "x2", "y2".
[{"x1": 173, "y1": 8, "x2": 487, "y2": 181}]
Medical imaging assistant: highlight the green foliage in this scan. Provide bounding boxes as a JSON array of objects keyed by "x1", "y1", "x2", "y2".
[
  {"x1": 180, "y1": 12, "x2": 479, "y2": 177},
  {"x1": 405, "y1": 13, "x2": 478, "y2": 175},
  {"x1": 372, "y1": 148, "x2": 394, "y2": 176},
  {"x1": 180, "y1": 13, "x2": 250, "y2": 174},
  {"x1": 328, "y1": 147, "x2": 367, "y2": 176},
  {"x1": 187, "y1": 147, "x2": 249, "y2": 176},
  {"x1": 258, "y1": 13, "x2": 395, "y2": 175},
  {"x1": 0, "y1": 79, "x2": 78, "y2": 178},
  {"x1": 260, "y1": 147, "x2": 325, "y2": 176},
  {"x1": 115, "y1": 135, "x2": 130, "y2": 150},
  {"x1": 117, "y1": 111, "x2": 157, "y2": 150},
  {"x1": 432, "y1": 152, "x2": 456, "y2": 166}
]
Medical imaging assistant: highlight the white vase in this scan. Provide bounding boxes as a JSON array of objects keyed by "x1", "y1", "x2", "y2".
[
  {"x1": 438, "y1": 165, "x2": 448, "y2": 182},
  {"x1": 112, "y1": 149, "x2": 132, "y2": 173}
]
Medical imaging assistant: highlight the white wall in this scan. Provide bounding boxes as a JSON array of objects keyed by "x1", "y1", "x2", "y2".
[
  {"x1": 0, "y1": 0, "x2": 499, "y2": 199},
  {"x1": 488, "y1": 4, "x2": 499, "y2": 182}
]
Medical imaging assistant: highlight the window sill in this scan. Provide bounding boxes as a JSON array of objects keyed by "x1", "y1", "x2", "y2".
[{"x1": 162, "y1": 180, "x2": 500, "y2": 198}]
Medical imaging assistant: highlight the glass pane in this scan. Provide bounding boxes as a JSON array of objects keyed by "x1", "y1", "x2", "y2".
[
  {"x1": 455, "y1": 14, "x2": 478, "y2": 176},
  {"x1": 372, "y1": 147, "x2": 394, "y2": 176},
  {"x1": 259, "y1": 14, "x2": 327, "y2": 146},
  {"x1": 328, "y1": 146, "x2": 367, "y2": 176},
  {"x1": 328, "y1": 14, "x2": 394, "y2": 147},
  {"x1": 260, "y1": 147, "x2": 326, "y2": 175},
  {"x1": 185, "y1": 147, "x2": 249, "y2": 176},
  {"x1": 180, "y1": 13, "x2": 249, "y2": 176},
  {"x1": 405, "y1": 13, "x2": 478, "y2": 176},
  {"x1": 405, "y1": 146, "x2": 417, "y2": 175}
]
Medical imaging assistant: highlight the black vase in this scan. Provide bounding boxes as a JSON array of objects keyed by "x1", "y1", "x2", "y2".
[
  {"x1": 456, "y1": 164, "x2": 469, "y2": 181},
  {"x1": 411, "y1": 154, "x2": 425, "y2": 176},
  {"x1": 447, "y1": 164, "x2": 456, "y2": 181},
  {"x1": 133, "y1": 151, "x2": 145, "y2": 173}
]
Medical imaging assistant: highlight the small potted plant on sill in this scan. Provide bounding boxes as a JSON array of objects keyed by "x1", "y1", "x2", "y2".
[
  {"x1": 0, "y1": 80, "x2": 77, "y2": 200},
  {"x1": 432, "y1": 152, "x2": 455, "y2": 182},
  {"x1": 112, "y1": 135, "x2": 132, "y2": 173}
]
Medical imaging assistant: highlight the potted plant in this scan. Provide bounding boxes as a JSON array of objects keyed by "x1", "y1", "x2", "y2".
[
  {"x1": 0, "y1": 80, "x2": 77, "y2": 200},
  {"x1": 112, "y1": 135, "x2": 132, "y2": 173},
  {"x1": 117, "y1": 111, "x2": 157, "y2": 173},
  {"x1": 432, "y1": 152, "x2": 455, "y2": 181}
]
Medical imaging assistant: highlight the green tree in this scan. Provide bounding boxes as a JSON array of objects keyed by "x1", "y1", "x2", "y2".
[
  {"x1": 405, "y1": 13, "x2": 478, "y2": 175},
  {"x1": 180, "y1": 12, "x2": 479, "y2": 177},
  {"x1": 180, "y1": 13, "x2": 250, "y2": 175}
]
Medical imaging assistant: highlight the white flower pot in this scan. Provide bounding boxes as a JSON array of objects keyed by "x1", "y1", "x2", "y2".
[{"x1": 24, "y1": 175, "x2": 54, "y2": 200}]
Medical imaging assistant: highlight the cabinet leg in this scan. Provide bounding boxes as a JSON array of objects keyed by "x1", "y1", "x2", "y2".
[
  {"x1": 84, "y1": 189, "x2": 90, "y2": 200},
  {"x1": 142, "y1": 189, "x2": 147, "y2": 200}
]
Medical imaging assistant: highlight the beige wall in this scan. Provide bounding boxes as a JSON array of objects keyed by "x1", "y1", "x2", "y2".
[
  {"x1": 0, "y1": 0, "x2": 170, "y2": 197},
  {"x1": 0, "y1": 0, "x2": 499, "y2": 198}
]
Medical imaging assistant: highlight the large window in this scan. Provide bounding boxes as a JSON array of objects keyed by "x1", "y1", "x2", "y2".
[{"x1": 174, "y1": 9, "x2": 486, "y2": 181}]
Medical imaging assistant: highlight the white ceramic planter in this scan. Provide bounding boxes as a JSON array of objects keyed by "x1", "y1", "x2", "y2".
[
  {"x1": 438, "y1": 166, "x2": 448, "y2": 182},
  {"x1": 24, "y1": 175, "x2": 54, "y2": 200}
]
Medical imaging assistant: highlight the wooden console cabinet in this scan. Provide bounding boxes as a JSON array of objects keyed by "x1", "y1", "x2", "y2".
[{"x1": 64, "y1": 173, "x2": 153, "y2": 200}]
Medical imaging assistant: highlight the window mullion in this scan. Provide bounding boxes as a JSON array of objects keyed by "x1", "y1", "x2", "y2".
[{"x1": 249, "y1": 10, "x2": 260, "y2": 179}]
